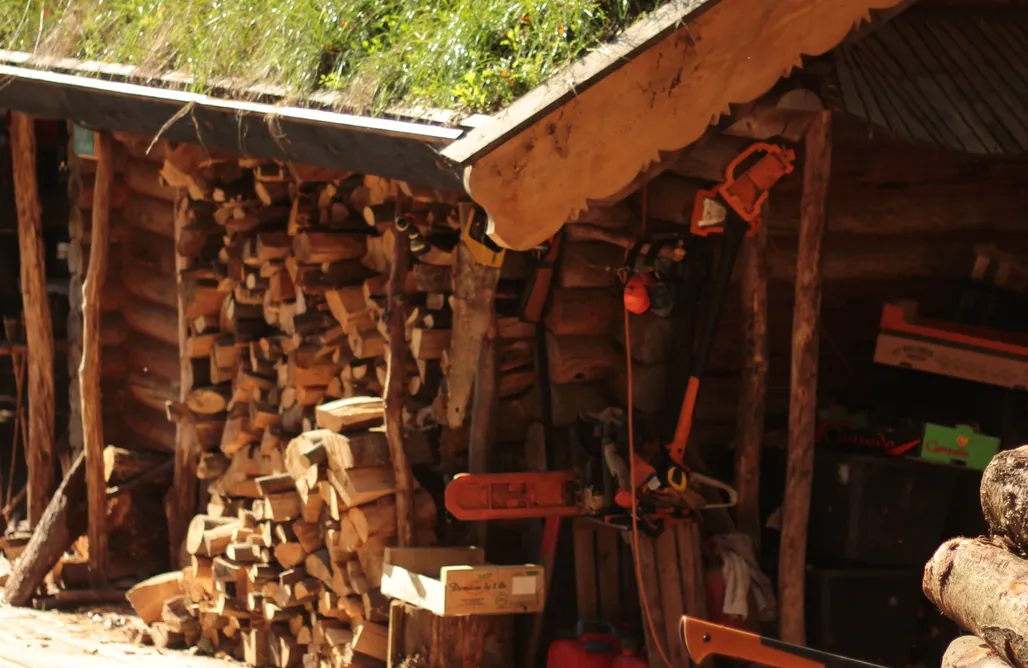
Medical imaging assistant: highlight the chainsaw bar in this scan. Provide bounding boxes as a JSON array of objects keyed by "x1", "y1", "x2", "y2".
[{"x1": 445, "y1": 471, "x2": 581, "y2": 521}]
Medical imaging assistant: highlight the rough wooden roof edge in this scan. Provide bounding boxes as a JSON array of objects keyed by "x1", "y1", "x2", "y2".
[
  {"x1": 441, "y1": 0, "x2": 718, "y2": 166},
  {"x1": 0, "y1": 49, "x2": 475, "y2": 132},
  {"x1": 0, "y1": 60, "x2": 465, "y2": 189},
  {"x1": 462, "y1": 0, "x2": 911, "y2": 251}
]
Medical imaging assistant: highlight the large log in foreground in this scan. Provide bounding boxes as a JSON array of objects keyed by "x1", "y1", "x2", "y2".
[
  {"x1": 982, "y1": 446, "x2": 1028, "y2": 553},
  {"x1": 943, "y1": 636, "x2": 1013, "y2": 668},
  {"x1": 11, "y1": 112, "x2": 56, "y2": 527},
  {"x1": 5, "y1": 452, "x2": 87, "y2": 607},
  {"x1": 924, "y1": 537, "x2": 1028, "y2": 668},
  {"x1": 778, "y1": 110, "x2": 831, "y2": 645},
  {"x1": 385, "y1": 221, "x2": 414, "y2": 548}
]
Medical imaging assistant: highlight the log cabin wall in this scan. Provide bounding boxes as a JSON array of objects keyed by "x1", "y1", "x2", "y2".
[
  {"x1": 67, "y1": 135, "x2": 177, "y2": 579},
  {"x1": 625, "y1": 115, "x2": 1028, "y2": 456}
]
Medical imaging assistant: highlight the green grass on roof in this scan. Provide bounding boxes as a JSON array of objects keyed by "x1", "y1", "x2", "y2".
[{"x1": 0, "y1": 1, "x2": 661, "y2": 115}]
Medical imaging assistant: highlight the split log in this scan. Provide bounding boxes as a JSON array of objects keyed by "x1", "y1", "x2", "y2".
[
  {"x1": 125, "y1": 571, "x2": 185, "y2": 624},
  {"x1": 779, "y1": 110, "x2": 831, "y2": 646},
  {"x1": 348, "y1": 489, "x2": 436, "y2": 542},
  {"x1": 11, "y1": 112, "x2": 56, "y2": 527},
  {"x1": 316, "y1": 397, "x2": 384, "y2": 432},
  {"x1": 943, "y1": 636, "x2": 1013, "y2": 668},
  {"x1": 293, "y1": 232, "x2": 367, "y2": 264},
  {"x1": 5, "y1": 452, "x2": 86, "y2": 607},
  {"x1": 82, "y1": 131, "x2": 114, "y2": 583},
  {"x1": 103, "y1": 446, "x2": 167, "y2": 484},
  {"x1": 924, "y1": 537, "x2": 1028, "y2": 668},
  {"x1": 981, "y1": 446, "x2": 1028, "y2": 553}
]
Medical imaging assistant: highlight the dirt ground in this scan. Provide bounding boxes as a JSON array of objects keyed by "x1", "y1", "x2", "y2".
[{"x1": 0, "y1": 602, "x2": 240, "y2": 668}]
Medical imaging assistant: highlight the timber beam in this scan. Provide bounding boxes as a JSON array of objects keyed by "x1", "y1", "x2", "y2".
[{"x1": 447, "y1": 0, "x2": 905, "y2": 250}]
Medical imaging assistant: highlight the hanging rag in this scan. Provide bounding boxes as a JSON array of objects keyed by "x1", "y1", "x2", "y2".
[{"x1": 710, "y1": 533, "x2": 777, "y2": 623}]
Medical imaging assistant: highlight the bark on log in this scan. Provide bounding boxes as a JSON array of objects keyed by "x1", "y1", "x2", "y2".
[
  {"x1": 388, "y1": 600, "x2": 514, "y2": 668},
  {"x1": 385, "y1": 222, "x2": 415, "y2": 547},
  {"x1": 123, "y1": 194, "x2": 175, "y2": 238},
  {"x1": 779, "y1": 111, "x2": 831, "y2": 646},
  {"x1": 943, "y1": 636, "x2": 1013, "y2": 668},
  {"x1": 123, "y1": 260, "x2": 178, "y2": 309},
  {"x1": 104, "y1": 446, "x2": 168, "y2": 484},
  {"x1": 925, "y1": 537, "x2": 1028, "y2": 668},
  {"x1": 5, "y1": 452, "x2": 86, "y2": 607},
  {"x1": 11, "y1": 112, "x2": 56, "y2": 527},
  {"x1": 82, "y1": 131, "x2": 114, "y2": 583},
  {"x1": 734, "y1": 221, "x2": 769, "y2": 556},
  {"x1": 981, "y1": 446, "x2": 1028, "y2": 554},
  {"x1": 123, "y1": 298, "x2": 179, "y2": 346},
  {"x1": 469, "y1": 315, "x2": 499, "y2": 545}
]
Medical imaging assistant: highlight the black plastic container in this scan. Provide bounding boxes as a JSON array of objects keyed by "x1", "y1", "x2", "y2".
[
  {"x1": 806, "y1": 568, "x2": 923, "y2": 666},
  {"x1": 808, "y1": 448, "x2": 961, "y2": 567}
]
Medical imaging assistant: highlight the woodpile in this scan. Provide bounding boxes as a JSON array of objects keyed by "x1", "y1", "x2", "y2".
[
  {"x1": 924, "y1": 446, "x2": 1028, "y2": 668},
  {"x1": 127, "y1": 397, "x2": 435, "y2": 666},
  {"x1": 116, "y1": 147, "x2": 514, "y2": 667}
]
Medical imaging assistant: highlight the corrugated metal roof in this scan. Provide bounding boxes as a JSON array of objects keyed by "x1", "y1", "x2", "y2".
[{"x1": 835, "y1": 10, "x2": 1028, "y2": 156}]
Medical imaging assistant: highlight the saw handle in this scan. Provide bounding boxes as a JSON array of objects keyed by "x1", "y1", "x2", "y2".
[{"x1": 689, "y1": 472, "x2": 738, "y2": 509}]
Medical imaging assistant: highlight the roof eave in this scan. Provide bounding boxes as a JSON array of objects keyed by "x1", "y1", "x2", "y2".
[{"x1": 0, "y1": 62, "x2": 465, "y2": 189}]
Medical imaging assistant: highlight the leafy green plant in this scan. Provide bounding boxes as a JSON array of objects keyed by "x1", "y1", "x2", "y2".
[{"x1": 0, "y1": 0, "x2": 661, "y2": 113}]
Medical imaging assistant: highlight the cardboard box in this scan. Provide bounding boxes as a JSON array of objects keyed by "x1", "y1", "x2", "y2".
[
  {"x1": 920, "y1": 423, "x2": 999, "y2": 470},
  {"x1": 381, "y1": 547, "x2": 545, "y2": 617}
]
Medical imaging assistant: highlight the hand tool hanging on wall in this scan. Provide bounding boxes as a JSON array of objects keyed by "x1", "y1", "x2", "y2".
[
  {"x1": 680, "y1": 617, "x2": 886, "y2": 668},
  {"x1": 444, "y1": 142, "x2": 795, "y2": 535}
]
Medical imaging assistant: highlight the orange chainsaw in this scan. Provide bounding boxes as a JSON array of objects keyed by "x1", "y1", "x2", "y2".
[
  {"x1": 681, "y1": 617, "x2": 888, "y2": 668},
  {"x1": 445, "y1": 143, "x2": 795, "y2": 532}
]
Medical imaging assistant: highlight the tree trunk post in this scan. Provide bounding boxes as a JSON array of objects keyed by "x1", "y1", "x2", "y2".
[
  {"x1": 386, "y1": 215, "x2": 415, "y2": 548},
  {"x1": 81, "y1": 131, "x2": 113, "y2": 584},
  {"x1": 468, "y1": 315, "x2": 498, "y2": 546},
  {"x1": 734, "y1": 218, "x2": 769, "y2": 556},
  {"x1": 10, "y1": 112, "x2": 55, "y2": 528},
  {"x1": 779, "y1": 110, "x2": 831, "y2": 645},
  {"x1": 169, "y1": 194, "x2": 198, "y2": 565}
]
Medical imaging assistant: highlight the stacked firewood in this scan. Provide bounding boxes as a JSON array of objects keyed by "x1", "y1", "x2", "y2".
[
  {"x1": 128, "y1": 396, "x2": 435, "y2": 667},
  {"x1": 925, "y1": 446, "x2": 1028, "y2": 668}
]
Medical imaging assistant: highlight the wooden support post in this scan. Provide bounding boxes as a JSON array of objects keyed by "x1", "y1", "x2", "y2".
[
  {"x1": 468, "y1": 315, "x2": 498, "y2": 546},
  {"x1": 81, "y1": 131, "x2": 113, "y2": 584},
  {"x1": 734, "y1": 219, "x2": 768, "y2": 556},
  {"x1": 778, "y1": 110, "x2": 831, "y2": 646},
  {"x1": 385, "y1": 220, "x2": 415, "y2": 548},
  {"x1": 10, "y1": 112, "x2": 55, "y2": 527},
  {"x1": 170, "y1": 194, "x2": 197, "y2": 565}
]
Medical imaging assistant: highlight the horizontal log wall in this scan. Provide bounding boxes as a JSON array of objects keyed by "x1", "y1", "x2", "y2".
[{"x1": 628, "y1": 116, "x2": 1028, "y2": 450}]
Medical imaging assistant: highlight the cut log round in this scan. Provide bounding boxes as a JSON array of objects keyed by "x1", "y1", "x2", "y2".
[
  {"x1": 943, "y1": 636, "x2": 1013, "y2": 668},
  {"x1": 185, "y1": 515, "x2": 236, "y2": 556},
  {"x1": 125, "y1": 571, "x2": 185, "y2": 625},
  {"x1": 103, "y1": 446, "x2": 168, "y2": 484},
  {"x1": 924, "y1": 537, "x2": 1028, "y2": 667},
  {"x1": 981, "y1": 446, "x2": 1028, "y2": 553}
]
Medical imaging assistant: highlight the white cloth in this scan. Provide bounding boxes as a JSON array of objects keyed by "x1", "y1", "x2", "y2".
[{"x1": 711, "y1": 533, "x2": 778, "y2": 623}]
